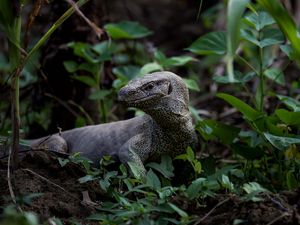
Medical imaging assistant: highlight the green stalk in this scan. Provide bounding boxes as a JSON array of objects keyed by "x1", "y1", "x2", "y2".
[
  {"x1": 25, "y1": 0, "x2": 89, "y2": 64},
  {"x1": 258, "y1": 47, "x2": 264, "y2": 112},
  {"x1": 10, "y1": 12, "x2": 22, "y2": 168},
  {"x1": 256, "y1": 28, "x2": 265, "y2": 112}
]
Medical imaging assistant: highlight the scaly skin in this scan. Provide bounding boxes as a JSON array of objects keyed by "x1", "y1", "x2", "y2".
[{"x1": 27, "y1": 71, "x2": 198, "y2": 178}]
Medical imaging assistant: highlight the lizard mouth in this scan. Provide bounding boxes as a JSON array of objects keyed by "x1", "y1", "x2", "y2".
[{"x1": 124, "y1": 94, "x2": 161, "y2": 105}]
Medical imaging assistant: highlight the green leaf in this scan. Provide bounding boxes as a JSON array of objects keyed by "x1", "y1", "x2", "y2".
[
  {"x1": 112, "y1": 65, "x2": 140, "y2": 80},
  {"x1": 264, "y1": 68, "x2": 285, "y2": 85},
  {"x1": 78, "y1": 175, "x2": 95, "y2": 183},
  {"x1": 213, "y1": 71, "x2": 255, "y2": 84},
  {"x1": 264, "y1": 133, "x2": 300, "y2": 150},
  {"x1": 280, "y1": 44, "x2": 295, "y2": 60},
  {"x1": 89, "y1": 90, "x2": 111, "y2": 100},
  {"x1": 139, "y1": 62, "x2": 163, "y2": 75},
  {"x1": 186, "y1": 146, "x2": 195, "y2": 162},
  {"x1": 221, "y1": 175, "x2": 234, "y2": 190},
  {"x1": 167, "y1": 203, "x2": 188, "y2": 218},
  {"x1": 242, "y1": 182, "x2": 268, "y2": 202},
  {"x1": 231, "y1": 143, "x2": 264, "y2": 160},
  {"x1": 244, "y1": 11, "x2": 275, "y2": 31},
  {"x1": 275, "y1": 109, "x2": 300, "y2": 126},
  {"x1": 63, "y1": 60, "x2": 78, "y2": 73},
  {"x1": 186, "y1": 31, "x2": 227, "y2": 55},
  {"x1": 260, "y1": 28, "x2": 284, "y2": 48},
  {"x1": 166, "y1": 56, "x2": 196, "y2": 66},
  {"x1": 146, "y1": 169, "x2": 161, "y2": 189},
  {"x1": 277, "y1": 95, "x2": 300, "y2": 112},
  {"x1": 286, "y1": 171, "x2": 298, "y2": 190},
  {"x1": 72, "y1": 75, "x2": 98, "y2": 87},
  {"x1": 104, "y1": 21, "x2": 152, "y2": 39},
  {"x1": 196, "y1": 119, "x2": 240, "y2": 144},
  {"x1": 241, "y1": 28, "x2": 284, "y2": 48},
  {"x1": 183, "y1": 78, "x2": 200, "y2": 92},
  {"x1": 147, "y1": 155, "x2": 174, "y2": 179},
  {"x1": 257, "y1": 0, "x2": 300, "y2": 65},
  {"x1": 217, "y1": 93, "x2": 261, "y2": 121}
]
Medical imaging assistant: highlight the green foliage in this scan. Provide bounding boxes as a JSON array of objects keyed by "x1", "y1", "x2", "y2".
[{"x1": 104, "y1": 21, "x2": 153, "y2": 39}]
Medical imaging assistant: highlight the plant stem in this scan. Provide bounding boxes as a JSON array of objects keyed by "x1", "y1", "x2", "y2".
[
  {"x1": 10, "y1": 11, "x2": 22, "y2": 168},
  {"x1": 25, "y1": 0, "x2": 89, "y2": 64},
  {"x1": 258, "y1": 47, "x2": 264, "y2": 112}
]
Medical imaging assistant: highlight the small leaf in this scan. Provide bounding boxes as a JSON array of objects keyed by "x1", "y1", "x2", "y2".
[
  {"x1": 186, "y1": 178, "x2": 207, "y2": 199},
  {"x1": 78, "y1": 175, "x2": 95, "y2": 183},
  {"x1": 264, "y1": 133, "x2": 300, "y2": 150},
  {"x1": 244, "y1": 11, "x2": 275, "y2": 31},
  {"x1": 113, "y1": 65, "x2": 140, "y2": 80},
  {"x1": 280, "y1": 44, "x2": 295, "y2": 60},
  {"x1": 147, "y1": 155, "x2": 174, "y2": 179},
  {"x1": 63, "y1": 60, "x2": 78, "y2": 73},
  {"x1": 72, "y1": 75, "x2": 97, "y2": 87},
  {"x1": 104, "y1": 21, "x2": 152, "y2": 39},
  {"x1": 221, "y1": 175, "x2": 234, "y2": 190},
  {"x1": 165, "y1": 56, "x2": 196, "y2": 67},
  {"x1": 186, "y1": 31, "x2": 227, "y2": 55},
  {"x1": 146, "y1": 169, "x2": 161, "y2": 189},
  {"x1": 183, "y1": 78, "x2": 200, "y2": 92},
  {"x1": 260, "y1": 28, "x2": 284, "y2": 48},
  {"x1": 286, "y1": 171, "x2": 299, "y2": 190},
  {"x1": 264, "y1": 68, "x2": 285, "y2": 85},
  {"x1": 89, "y1": 90, "x2": 111, "y2": 100},
  {"x1": 168, "y1": 203, "x2": 188, "y2": 218},
  {"x1": 140, "y1": 62, "x2": 162, "y2": 75}
]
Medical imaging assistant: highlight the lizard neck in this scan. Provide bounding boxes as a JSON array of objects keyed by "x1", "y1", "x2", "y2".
[{"x1": 142, "y1": 96, "x2": 193, "y2": 131}]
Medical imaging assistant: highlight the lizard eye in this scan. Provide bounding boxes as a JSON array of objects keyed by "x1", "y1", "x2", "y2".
[{"x1": 144, "y1": 83, "x2": 154, "y2": 91}]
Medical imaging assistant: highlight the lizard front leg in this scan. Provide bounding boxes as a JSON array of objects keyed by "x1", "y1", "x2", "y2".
[{"x1": 118, "y1": 134, "x2": 151, "y2": 180}]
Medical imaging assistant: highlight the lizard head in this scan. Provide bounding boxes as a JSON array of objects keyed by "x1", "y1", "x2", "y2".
[{"x1": 118, "y1": 71, "x2": 189, "y2": 112}]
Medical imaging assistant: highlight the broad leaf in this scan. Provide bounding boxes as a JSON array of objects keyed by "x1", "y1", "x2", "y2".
[
  {"x1": 186, "y1": 31, "x2": 227, "y2": 55},
  {"x1": 275, "y1": 109, "x2": 300, "y2": 126},
  {"x1": 264, "y1": 133, "x2": 300, "y2": 150},
  {"x1": 104, "y1": 21, "x2": 152, "y2": 39}
]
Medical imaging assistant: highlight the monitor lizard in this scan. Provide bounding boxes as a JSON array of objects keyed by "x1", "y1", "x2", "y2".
[{"x1": 24, "y1": 71, "x2": 198, "y2": 178}]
